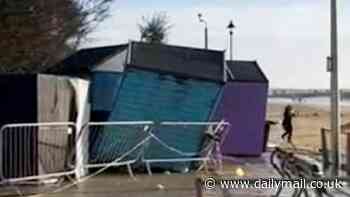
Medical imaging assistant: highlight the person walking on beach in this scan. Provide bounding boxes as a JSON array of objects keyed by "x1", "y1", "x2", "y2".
[{"x1": 281, "y1": 105, "x2": 295, "y2": 143}]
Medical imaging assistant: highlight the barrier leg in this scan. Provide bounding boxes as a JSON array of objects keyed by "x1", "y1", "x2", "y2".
[
  {"x1": 146, "y1": 162, "x2": 152, "y2": 176},
  {"x1": 127, "y1": 163, "x2": 135, "y2": 179}
]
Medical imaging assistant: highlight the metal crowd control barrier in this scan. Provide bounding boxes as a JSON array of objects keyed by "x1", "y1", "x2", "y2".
[
  {"x1": 0, "y1": 122, "x2": 76, "y2": 184},
  {"x1": 1, "y1": 120, "x2": 229, "y2": 186},
  {"x1": 75, "y1": 121, "x2": 229, "y2": 176},
  {"x1": 143, "y1": 121, "x2": 230, "y2": 175},
  {"x1": 76, "y1": 121, "x2": 154, "y2": 178}
]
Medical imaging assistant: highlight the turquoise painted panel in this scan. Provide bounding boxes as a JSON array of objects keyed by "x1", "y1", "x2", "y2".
[
  {"x1": 109, "y1": 69, "x2": 220, "y2": 122},
  {"x1": 107, "y1": 68, "x2": 221, "y2": 170},
  {"x1": 90, "y1": 72, "x2": 122, "y2": 112},
  {"x1": 88, "y1": 124, "x2": 150, "y2": 164},
  {"x1": 89, "y1": 72, "x2": 126, "y2": 162}
]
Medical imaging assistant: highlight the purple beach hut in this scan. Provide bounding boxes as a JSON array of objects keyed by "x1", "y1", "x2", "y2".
[{"x1": 215, "y1": 60, "x2": 269, "y2": 156}]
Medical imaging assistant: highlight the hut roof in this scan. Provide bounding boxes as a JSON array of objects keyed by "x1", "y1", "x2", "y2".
[
  {"x1": 128, "y1": 42, "x2": 225, "y2": 82},
  {"x1": 47, "y1": 41, "x2": 225, "y2": 82},
  {"x1": 226, "y1": 60, "x2": 268, "y2": 83},
  {"x1": 46, "y1": 44, "x2": 128, "y2": 76}
]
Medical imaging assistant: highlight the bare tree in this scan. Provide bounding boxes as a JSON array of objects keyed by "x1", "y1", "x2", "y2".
[
  {"x1": 138, "y1": 12, "x2": 172, "y2": 44},
  {"x1": 0, "y1": 0, "x2": 115, "y2": 73}
]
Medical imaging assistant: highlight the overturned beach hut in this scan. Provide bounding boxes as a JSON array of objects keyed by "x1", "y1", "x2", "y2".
[
  {"x1": 48, "y1": 41, "x2": 226, "y2": 170},
  {"x1": 215, "y1": 60, "x2": 269, "y2": 156},
  {"x1": 50, "y1": 42, "x2": 225, "y2": 122}
]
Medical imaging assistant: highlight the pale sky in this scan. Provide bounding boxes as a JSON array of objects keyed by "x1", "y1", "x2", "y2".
[{"x1": 84, "y1": 0, "x2": 350, "y2": 89}]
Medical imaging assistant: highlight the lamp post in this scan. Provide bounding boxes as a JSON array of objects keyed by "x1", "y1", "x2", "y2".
[
  {"x1": 227, "y1": 20, "x2": 235, "y2": 61},
  {"x1": 329, "y1": 0, "x2": 341, "y2": 177},
  {"x1": 198, "y1": 13, "x2": 208, "y2": 49}
]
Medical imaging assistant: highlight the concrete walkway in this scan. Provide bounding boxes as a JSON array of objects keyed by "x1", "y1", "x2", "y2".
[
  {"x1": 0, "y1": 153, "x2": 288, "y2": 197},
  {"x1": 2, "y1": 152, "x2": 349, "y2": 196}
]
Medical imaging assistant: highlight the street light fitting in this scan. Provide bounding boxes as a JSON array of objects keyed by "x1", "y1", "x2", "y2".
[
  {"x1": 227, "y1": 20, "x2": 235, "y2": 60},
  {"x1": 198, "y1": 13, "x2": 203, "y2": 21},
  {"x1": 197, "y1": 13, "x2": 208, "y2": 49},
  {"x1": 198, "y1": 13, "x2": 207, "y2": 26},
  {"x1": 227, "y1": 20, "x2": 235, "y2": 30}
]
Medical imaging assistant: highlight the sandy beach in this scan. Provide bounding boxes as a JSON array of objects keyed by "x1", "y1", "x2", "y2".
[{"x1": 267, "y1": 101, "x2": 350, "y2": 153}]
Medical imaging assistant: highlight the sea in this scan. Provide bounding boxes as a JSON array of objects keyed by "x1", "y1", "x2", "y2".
[{"x1": 268, "y1": 97, "x2": 350, "y2": 107}]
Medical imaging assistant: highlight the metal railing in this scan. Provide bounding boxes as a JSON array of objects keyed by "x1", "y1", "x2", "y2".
[
  {"x1": 1, "y1": 120, "x2": 229, "y2": 188},
  {"x1": 0, "y1": 122, "x2": 76, "y2": 184},
  {"x1": 76, "y1": 121, "x2": 154, "y2": 177},
  {"x1": 142, "y1": 121, "x2": 230, "y2": 175}
]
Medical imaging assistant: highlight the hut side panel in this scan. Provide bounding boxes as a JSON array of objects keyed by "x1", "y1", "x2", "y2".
[
  {"x1": 216, "y1": 82, "x2": 268, "y2": 156},
  {"x1": 37, "y1": 75, "x2": 77, "y2": 175},
  {"x1": 89, "y1": 68, "x2": 221, "y2": 169},
  {"x1": 90, "y1": 72, "x2": 123, "y2": 121},
  {"x1": 0, "y1": 75, "x2": 38, "y2": 125},
  {"x1": 109, "y1": 68, "x2": 220, "y2": 121},
  {"x1": 0, "y1": 75, "x2": 38, "y2": 179}
]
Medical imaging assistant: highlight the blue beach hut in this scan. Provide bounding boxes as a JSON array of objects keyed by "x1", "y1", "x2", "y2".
[{"x1": 48, "y1": 41, "x2": 226, "y2": 170}]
